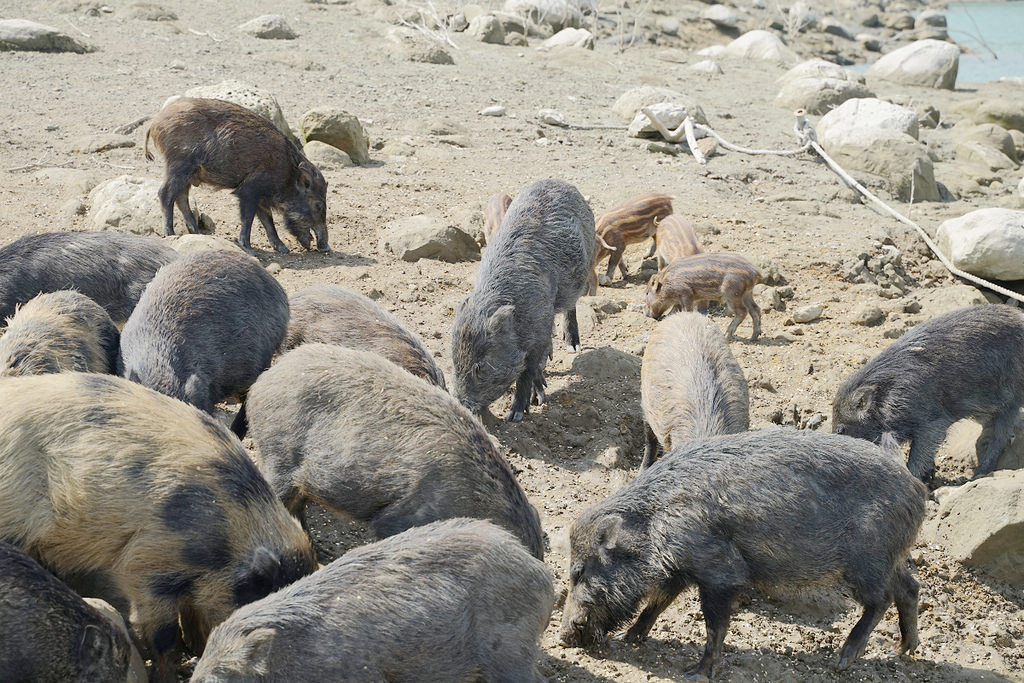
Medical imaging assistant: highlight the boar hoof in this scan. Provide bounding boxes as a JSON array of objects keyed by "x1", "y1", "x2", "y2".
[
  {"x1": 275, "y1": 244, "x2": 290, "y2": 254},
  {"x1": 317, "y1": 245, "x2": 332, "y2": 254},
  {"x1": 565, "y1": 343, "x2": 582, "y2": 353},
  {"x1": 507, "y1": 408, "x2": 524, "y2": 422}
]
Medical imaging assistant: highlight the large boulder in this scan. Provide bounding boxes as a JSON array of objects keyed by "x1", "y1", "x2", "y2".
[
  {"x1": 924, "y1": 470, "x2": 1024, "y2": 587},
  {"x1": 817, "y1": 98, "x2": 938, "y2": 201},
  {"x1": 936, "y1": 208, "x2": 1024, "y2": 280},
  {"x1": 0, "y1": 19, "x2": 93, "y2": 53},
  {"x1": 938, "y1": 417, "x2": 1024, "y2": 478},
  {"x1": 775, "y1": 76, "x2": 873, "y2": 115},
  {"x1": 88, "y1": 175, "x2": 164, "y2": 235},
  {"x1": 468, "y1": 14, "x2": 505, "y2": 44},
  {"x1": 957, "y1": 98, "x2": 1024, "y2": 134},
  {"x1": 385, "y1": 27, "x2": 454, "y2": 64},
  {"x1": 181, "y1": 81, "x2": 294, "y2": 139},
  {"x1": 611, "y1": 86, "x2": 684, "y2": 122},
  {"x1": 866, "y1": 39, "x2": 959, "y2": 90},
  {"x1": 302, "y1": 141, "x2": 355, "y2": 171},
  {"x1": 379, "y1": 215, "x2": 480, "y2": 262},
  {"x1": 721, "y1": 30, "x2": 798, "y2": 65},
  {"x1": 950, "y1": 123, "x2": 1018, "y2": 163},
  {"x1": 299, "y1": 107, "x2": 370, "y2": 165}
]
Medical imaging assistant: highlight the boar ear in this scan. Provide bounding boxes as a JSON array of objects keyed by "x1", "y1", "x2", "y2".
[
  {"x1": 238, "y1": 627, "x2": 276, "y2": 676},
  {"x1": 595, "y1": 514, "x2": 624, "y2": 554},
  {"x1": 297, "y1": 162, "x2": 316, "y2": 190},
  {"x1": 850, "y1": 384, "x2": 876, "y2": 412},
  {"x1": 485, "y1": 304, "x2": 515, "y2": 337}
]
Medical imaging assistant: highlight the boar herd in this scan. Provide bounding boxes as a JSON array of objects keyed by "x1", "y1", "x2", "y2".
[{"x1": 0, "y1": 97, "x2": 1021, "y2": 682}]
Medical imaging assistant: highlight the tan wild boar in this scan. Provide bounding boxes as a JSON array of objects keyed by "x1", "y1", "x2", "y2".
[
  {"x1": 594, "y1": 193, "x2": 674, "y2": 282},
  {"x1": 482, "y1": 191, "x2": 513, "y2": 243},
  {"x1": 654, "y1": 214, "x2": 703, "y2": 269}
]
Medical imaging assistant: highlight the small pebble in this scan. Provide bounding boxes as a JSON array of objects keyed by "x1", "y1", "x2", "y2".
[
  {"x1": 266, "y1": 262, "x2": 282, "y2": 274},
  {"x1": 480, "y1": 105, "x2": 506, "y2": 117},
  {"x1": 792, "y1": 304, "x2": 822, "y2": 323}
]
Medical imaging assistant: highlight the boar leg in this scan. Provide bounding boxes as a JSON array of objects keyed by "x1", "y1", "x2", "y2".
[
  {"x1": 837, "y1": 589, "x2": 889, "y2": 670},
  {"x1": 604, "y1": 234, "x2": 626, "y2": 281},
  {"x1": 891, "y1": 565, "x2": 919, "y2": 657},
  {"x1": 640, "y1": 423, "x2": 660, "y2": 470},
  {"x1": 173, "y1": 188, "x2": 200, "y2": 235},
  {"x1": 622, "y1": 577, "x2": 686, "y2": 643},
  {"x1": 725, "y1": 301, "x2": 748, "y2": 341},
  {"x1": 691, "y1": 583, "x2": 740, "y2": 679},
  {"x1": 158, "y1": 163, "x2": 198, "y2": 236},
  {"x1": 906, "y1": 420, "x2": 951, "y2": 483},
  {"x1": 256, "y1": 207, "x2": 289, "y2": 254},
  {"x1": 563, "y1": 309, "x2": 582, "y2": 352},
  {"x1": 743, "y1": 293, "x2": 761, "y2": 340},
  {"x1": 975, "y1": 406, "x2": 1019, "y2": 476},
  {"x1": 137, "y1": 602, "x2": 185, "y2": 683},
  {"x1": 644, "y1": 237, "x2": 657, "y2": 259},
  {"x1": 234, "y1": 176, "x2": 276, "y2": 254},
  {"x1": 509, "y1": 354, "x2": 546, "y2": 422}
]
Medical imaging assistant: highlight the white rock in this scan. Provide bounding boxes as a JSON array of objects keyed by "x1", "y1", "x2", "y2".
[
  {"x1": 721, "y1": 30, "x2": 798, "y2": 65},
  {"x1": 181, "y1": 81, "x2": 294, "y2": 139},
  {"x1": 689, "y1": 59, "x2": 723, "y2": 75},
  {"x1": 237, "y1": 14, "x2": 297, "y2": 39},
  {"x1": 628, "y1": 101, "x2": 708, "y2": 138},
  {"x1": 88, "y1": 176, "x2": 164, "y2": 235},
  {"x1": 167, "y1": 234, "x2": 250, "y2": 257},
  {"x1": 777, "y1": 58, "x2": 862, "y2": 86},
  {"x1": 817, "y1": 98, "x2": 938, "y2": 200},
  {"x1": 0, "y1": 19, "x2": 92, "y2": 53},
  {"x1": 696, "y1": 44, "x2": 726, "y2": 57},
  {"x1": 923, "y1": 470, "x2": 1024, "y2": 587},
  {"x1": 702, "y1": 5, "x2": 739, "y2": 29},
  {"x1": 468, "y1": 14, "x2": 505, "y2": 44},
  {"x1": 502, "y1": 0, "x2": 586, "y2": 31},
  {"x1": 379, "y1": 215, "x2": 481, "y2": 262},
  {"x1": 302, "y1": 141, "x2": 355, "y2": 171},
  {"x1": 791, "y1": 304, "x2": 822, "y2": 323},
  {"x1": 611, "y1": 86, "x2": 684, "y2": 122},
  {"x1": 866, "y1": 39, "x2": 959, "y2": 90},
  {"x1": 936, "y1": 208, "x2": 1024, "y2": 280},
  {"x1": 775, "y1": 77, "x2": 873, "y2": 115},
  {"x1": 538, "y1": 27, "x2": 594, "y2": 50},
  {"x1": 480, "y1": 105, "x2": 507, "y2": 117}
]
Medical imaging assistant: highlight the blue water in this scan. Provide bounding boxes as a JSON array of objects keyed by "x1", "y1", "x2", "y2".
[{"x1": 944, "y1": 1, "x2": 1024, "y2": 82}]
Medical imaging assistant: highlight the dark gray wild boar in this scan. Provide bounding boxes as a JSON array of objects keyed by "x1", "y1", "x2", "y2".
[
  {"x1": 452, "y1": 178, "x2": 595, "y2": 421},
  {"x1": 145, "y1": 97, "x2": 329, "y2": 254},
  {"x1": 833, "y1": 304, "x2": 1024, "y2": 482},
  {"x1": 645, "y1": 252, "x2": 762, "y2": 340},
  {"x1": 640, "y1": 312, "x2": 749, "y2": 469},
  {"x1": 283, "y1": 284, "x2": 446, "y2": 389},
  {"x1": 119, "y1": 249, "x2": 289, "y2": 414},
  {"x1": 0, "y1": 231, "x2": 178, "y2": 324},
  {"x1": 191, "y1": 519, "x2": 554, "y2": 683},
  {"x1": 0, "y1": 372, "x2": 316, "y2": 683},
  {"x1": 242, "y1": 344, "x2": 544, "y2": 559},
  {"x1": 0, "y1": 541, "x2": 146, "y2": 683},
  {"x1": 560, "y1": 428, "x2": 926, "y2": 678},
  {"x1": 0, "y1": 290, "x2": 119, "y2": 376}
]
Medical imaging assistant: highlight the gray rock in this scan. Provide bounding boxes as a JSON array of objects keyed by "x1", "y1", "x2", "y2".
[
  {"x1": 0, "y1": 19, "x2": 93, "y2": 53},
  {"x1": 538, "y1": 27, "x2": 593, "y2": 50},
  {"x1": 125, "y1": 2, "x2": 176, "y2": 20},
  {"x1": 817, "y1": 98, "x2": 938, "y2": 201},
  {"x1": 303, "y1": 141, "x2": 355, "y2": 170},
  {"x1": 775, "y1": 77, "x2": 873, "y2": 115},
  {"x1": 689, "y1": 59, "x2": 723, "y2": 75},
  {"x1": 882, "y1": 12, "x2": 915, "y2": 30},
  {"x1": 379, "y1": 215, "x2": 481, "y2": 262},
  {"x1": 791, "y1": 304, "x2": 822, "y2": 323},
  {"x1": 923, "y1": 470, "x2": 1024, "y2": 587},
  {"x1": 721, "y1": 30, "x2": 798, "y2": 65},
  {"x1": 166, "y1": 234, "x2": 250, "y2": 257},
  {"x1": 787, "y1": 1, "x2": 815, "y2": 31},
  {"x1": 819, "y1": 17, "x2": 853, "y2": 40},
  {"x1": 237, "y1": 14, "x2": 297, "y2": 39},
  {"x1": 386, "y1": 27, "x2": 455, "y2": 64},
  {"x1": 656, "y1": 17, "x2": 680, "y2": 36},
  {"x1": 936, "y1": 208, "x2": 1024, "y2": 280},
  {"x1": 866, "y1": 39, "x2": 959, "y2": 90},
  {"x1": 182, "y1": 81, "x2": 294, "y2": 139},
  {"x1": 702, "y1": 5, "x2": 739, "y2": 29},
  {"x1": 87, "y1": 175, "x2": 164, "y2": 235},
  {"x1": 611, "y1": 85, "x2": 684, "y2": 122},
  {"x1": 777, "y1": 58, "x2": 862, "y2": 86},
  {"x1": 957, "y1": 97, "x2": 1024, "y2": 134},
  {"x1": 468, "y1": 14, "x2": 505, "y2": 44},
  {"x1": 956, "y1": 142, "x2": 1018, "y2": 172},
  {"x1": 299, "y1": 108, "x2": 370, "y2": 165},
  {"x1": 628, "y1": 101, "x2": 708, "y2": 138},
  {"x1": 696, "y1": 44, "x2": 726, "y2": 57},
  {"x1": 851, "y1": 303, "x2": 884, "y2": 326},
  {"x1": 916, "y1": 10, "x2": 947, "y2": 29},
  {"x1": 503, "y1": 0, "x2": 586, "y2": 31}
]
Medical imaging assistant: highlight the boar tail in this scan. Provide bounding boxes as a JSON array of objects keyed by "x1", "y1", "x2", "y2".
[
  {"x1": 230, "y1": 402, "x2": 248, "y2": 439},
  {"x1": 597, "y1": 235, "x2": 617, "y2": 251},
  {"x1": 144, "y1": 127, "x2": 154, "y2": 162}
]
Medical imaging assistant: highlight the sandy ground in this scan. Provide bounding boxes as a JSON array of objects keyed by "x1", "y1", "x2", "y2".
[{"x1": 1, "y1": 0, "x2": 1022, "y2": 680}]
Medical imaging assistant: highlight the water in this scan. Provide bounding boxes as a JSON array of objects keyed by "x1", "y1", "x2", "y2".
[{"x1": 944, "y1": 1, "x2": 1024, "y2": 83}]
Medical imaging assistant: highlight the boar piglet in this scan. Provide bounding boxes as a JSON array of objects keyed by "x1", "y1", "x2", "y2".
[
  {"x1": 833, "y1": 304, "x2": 1024, "y2": 482},
  {"x1": 0, "y1": 231, "x2": 178, "y2": 324},
  {"x1": 0, "y1": 290, "x2": 118, "y2": 376},
  {"x1": 0, "y1": 541, "x2": 146, "y2": 683},
  {"x1": 640, "y1": 312, "x2": 749, "y2": 469},
  {"x1": 594, "y1": 193, "x2": 674, "y2": 283},
  {"x1": 119, "y1": 249, "x2": 289, "y2": 414},
  {"x1": 243, "y1": 344, "x2": 544, "y2": 559},
  {"x1": 483, "y1": 191, "x2": 513, "y2": 243},
  {"x1": 146, "y1": 97, "x2": 329, "y2": 254},
  {"x1": 654, "y1": 214, "x2": 703, "y2": 269},
  {"x1": 452, "y1": 178, "x2": 595, "y2": 421},
  {"x1": 561, "y1": 428, "x2": 926, "y2": 678},
  {"x1": 0, "y1": 373, "x2": 315, "y2": 683},
  {"x1": 282, "y1": 284, "x2": 445, "y2": 390},
  {"x1": 191, "y1": 519, "x2": 554, "y2": 682}
]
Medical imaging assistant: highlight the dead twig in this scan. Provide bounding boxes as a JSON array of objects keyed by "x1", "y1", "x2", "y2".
[
  {"x1": 7, "y1": 159, "x2": 75, "y2": 173},
  {"x1": 112, "y1": 115, "x2": 152, "y2": 135},
  {"x1": 188, "y1": 28, "x2": 224, "y2": 42},
  {"x1": 63, "y1": 17, "x2": 90, "y2": 39}
]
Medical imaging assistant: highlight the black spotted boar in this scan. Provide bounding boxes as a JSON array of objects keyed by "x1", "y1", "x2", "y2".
[
  {"x1": 191, "y1": 519, "x2": 554, "y2": 683},
  {"x1": 640, "y1": 312, "x2": 749, "y2": 469},
  {"x1": 283, "y1": 284, "x2": 445, "y2": 390},
  {"x1": 833, "y1": 304, "x2": 1024, "y2": 482},
  {"x1": 145, "y1": 97, "x2": 330, "y2": 254},
  {"x1": 0, "y1": 231, "x2": 178, "y2": 325},
  {"x1": 0, "y1": 290, "x2": 119, "y2": 376},
  {"x1": 119, "y1": 249, "x2": 289, "y2": 414},
  {"x1": 0, "y1": 373, "x2": 316, "y2": 683},
  {"x1": 243, "y1": 343, "x2": 544, "y2": 559},
  {"x1": 560, "y1": 429, "x2": 926, "y2": 678},
  {"x1": 452, "y1": 178, "x2": 595, "y2": 421},
  {"x1": 0, "y1": 541, "x2": 146, "y2": 683}
]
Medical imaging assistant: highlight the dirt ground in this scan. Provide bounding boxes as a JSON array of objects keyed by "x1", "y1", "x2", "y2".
[{"x1": 1, "y1": 0, "x2": 1022, "y2": 681}]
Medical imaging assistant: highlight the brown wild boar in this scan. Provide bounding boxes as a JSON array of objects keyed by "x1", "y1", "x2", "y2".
[
  {"x1": 145, "y1": 97, "x2": 330, "y2": 254},
  {"x1": 0, "y1": 373, "x2": 315, "y2": 683},
  {"x1": 654, "y1": 214, "x2": 703, "y2": 269},
  {"x1": 594, "y1": 193, "x2": 674, "y2": 282}
]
